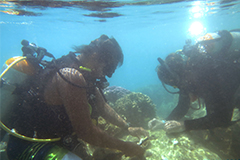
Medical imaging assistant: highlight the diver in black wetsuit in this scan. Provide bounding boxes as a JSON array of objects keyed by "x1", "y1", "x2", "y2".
[{"x1": 148, "y1": 29, "x2": 240, "y2": 133}]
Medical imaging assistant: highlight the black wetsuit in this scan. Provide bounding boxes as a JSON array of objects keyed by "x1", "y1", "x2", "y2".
[{"x1": 166, "y1": 52, "x2": 240, "y2": 131}]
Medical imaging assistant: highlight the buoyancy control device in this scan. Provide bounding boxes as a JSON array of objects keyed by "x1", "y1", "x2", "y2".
[
  {"x1": 0, "y1": 40, "x2": 60, "y2": 142},
  {"x1": 196, "y1": 29, "x2": 240, "y2": 56}
]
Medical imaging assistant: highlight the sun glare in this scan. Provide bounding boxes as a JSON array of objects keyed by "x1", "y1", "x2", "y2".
[
  {"x1": 188, "y1": 1, "x2": 208, "y2": 38},
  {"x1": 188, "y1": 21, "x2": 205, "y2": 36}
]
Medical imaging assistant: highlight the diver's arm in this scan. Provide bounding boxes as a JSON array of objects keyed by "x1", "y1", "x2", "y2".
[
  {"x1": 95, "y1": 88, "x2": 129, "y2": 129},
  {"x1": 166, "y1": 89, "x2": 191, "y2": 120},
  {"x1": 184, "y1": 102, "x2": 234, "y2": 130},
  {"x1": 49, "y1": 68, "x2": 144, "y2": 157},
  {"x1": 96, "y1": 88, "x2": 149, "y2": 138}
]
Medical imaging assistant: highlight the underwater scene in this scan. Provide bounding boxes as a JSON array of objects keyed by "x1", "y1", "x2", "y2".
[{"x1": 1, "y1": 0, "x2": 240, "y2": 160}]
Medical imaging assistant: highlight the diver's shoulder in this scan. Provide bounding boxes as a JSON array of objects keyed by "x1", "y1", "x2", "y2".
[
  {"x1": 59, "y1": 67, "x2": 82, "y2": 75},
  {"x1": 57, "y1": 67, "x2": 86, "y2": 84}
]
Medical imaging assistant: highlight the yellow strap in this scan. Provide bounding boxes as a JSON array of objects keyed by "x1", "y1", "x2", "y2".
[
  {"x1": 79, "y1": 66, "x2": 91, "y2": 72},
  {"x1": 0, "y1": 121, "x2": 60, "y2": 142}
]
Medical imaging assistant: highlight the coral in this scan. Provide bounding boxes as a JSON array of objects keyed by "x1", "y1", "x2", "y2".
[
  {"x1": 97, "y1": 117, "x2": 122, "y2": 137},
  {"x1": 136, "y1": 84, "x2": 178, "y2": 118},
  {"x1": 142, "y1": 130, "x2": 221, "y2": 160},
  {"x1": 103, "y1": 86, "x2": 132, "y2": 106},
  {"x1": 109, "y1": 130, "x2": 221, "y2": 160},
  {"x1": 113, "y1": 92, "x2": 156, "y2": 129},
  {"x1": 90, "y1": 87, "x2": 240, "y2": 160}
]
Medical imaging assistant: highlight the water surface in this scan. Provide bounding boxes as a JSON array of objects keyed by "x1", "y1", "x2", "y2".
[{"x1": 0, "y1": 0, "x2": 240, "y2": 90}]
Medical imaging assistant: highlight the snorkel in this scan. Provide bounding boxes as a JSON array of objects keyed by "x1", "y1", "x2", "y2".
[{"x1": 157, "y1": 57, "x2": 180, "y2": 94}]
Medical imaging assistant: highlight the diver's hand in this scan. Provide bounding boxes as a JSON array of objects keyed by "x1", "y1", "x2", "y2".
[
  {"x1": 122, "y1": 142, "x2": 145, "y2": 157},
  {"x1": 148, "y1": 118, "x2": 165, "y2": 131},
  {"x1": 128, "y1": 127, "x2": 149, "y2": 139},
  {"x1": 164, "y1": 120, "x2": 185, "y2": 133}
]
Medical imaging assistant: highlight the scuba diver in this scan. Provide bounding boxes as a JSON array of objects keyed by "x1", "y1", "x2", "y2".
[
  {"x1": 148, "y1": 29, "x2": 240, "y2": 133},
  {"x1": 0, "y1": 35, "x2": 148, "y2": 160}
]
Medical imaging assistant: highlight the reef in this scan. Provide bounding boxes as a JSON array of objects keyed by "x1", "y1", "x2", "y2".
[
  {"x1": 113, "y1": 92, "x2": 156, "y2": 129},
  {"x1": 96, "y1": 87, "x2": 240, "y2": 160},
  {"x1": 90, "y1": 129, "x2": 222, "y2": 160},
  {"x1": 97, "y1": 117, "x2": 122, "y2": 138},
  {"x1": 136, "y1": 84, "x2": 179, "y2": 119},
  {"x1": 98, "y1": 91, "x2": 156, "y2": 136},
  {"x1": 103, "y1": 86, "x2": 132, "y2": 106},
  {"x1": 142, "y1": 130, "x2": 221, "y2": 160}
]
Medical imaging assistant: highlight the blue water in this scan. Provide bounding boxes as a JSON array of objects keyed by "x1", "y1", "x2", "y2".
[{"x1": 0, "y1": 0, "x2": 240, "y2": 91}]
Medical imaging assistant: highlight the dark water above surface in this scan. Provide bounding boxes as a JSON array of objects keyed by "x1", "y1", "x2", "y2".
[{"x1": 0, "y1": 0, "x2": 240, "y2": 90}]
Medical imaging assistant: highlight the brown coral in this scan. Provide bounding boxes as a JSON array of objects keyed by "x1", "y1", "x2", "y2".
[{"x1": 113, "y1": 92, "x2": 156, "y2": 129}]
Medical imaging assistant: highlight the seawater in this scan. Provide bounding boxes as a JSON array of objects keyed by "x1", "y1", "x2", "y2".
[{"x1": 1, "y1": 0, "x2": 239, "y2": 91}]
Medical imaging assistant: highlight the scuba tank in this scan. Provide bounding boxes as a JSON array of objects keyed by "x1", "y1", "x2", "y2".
[
  {"x1": 0, "y1": 40, "x2": 59, "y2": 142},
  {"x1": 1, "y1": 56, "x2": 36, "y2": 88},
  {"x1": 196, "y1": 30, "x2": 240, "y2": 55},
  {"x1": 0, "y1": 56, "x2": 36, "y2": 131},
  {"x1": 0, "y1": 56, "x2": 35, "y2": 141}
]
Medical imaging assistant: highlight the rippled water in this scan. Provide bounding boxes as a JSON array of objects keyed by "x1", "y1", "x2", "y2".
[{"x1": 0, "y1": 0, "x2": 240, "y2": 90}]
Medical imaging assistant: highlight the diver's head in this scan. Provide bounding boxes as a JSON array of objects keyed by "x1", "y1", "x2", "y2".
[
  {"x1": 74, "y1": 35, "x2": 123, "y2": 78},
  {"x1": 157, "y1": 53, "x2": 184, "y2": 88}
]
